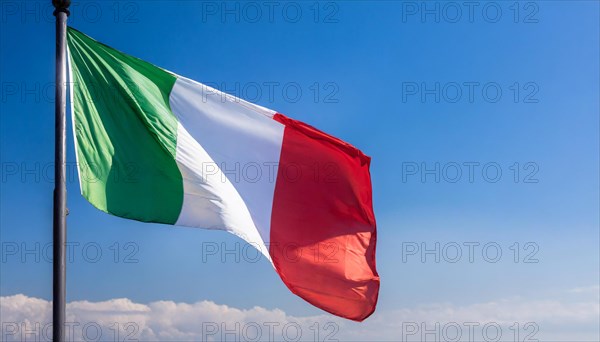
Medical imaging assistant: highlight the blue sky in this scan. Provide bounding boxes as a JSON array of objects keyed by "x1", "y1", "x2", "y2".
[{"x1": 1, "y1": 1, "x2": 599, "y2": 340}]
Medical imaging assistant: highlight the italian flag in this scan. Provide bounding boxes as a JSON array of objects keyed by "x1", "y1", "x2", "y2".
[{"x1": 67, "y1": 27, "x2": 379, "y2": 321}]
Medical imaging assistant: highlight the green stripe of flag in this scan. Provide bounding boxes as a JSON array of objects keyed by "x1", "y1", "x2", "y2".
[{"x1": 67, "y1": 27, "x2": 183, "y2": 224}]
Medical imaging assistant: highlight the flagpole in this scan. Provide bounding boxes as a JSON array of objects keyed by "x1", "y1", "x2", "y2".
[{"x1": 52, "y1": 0, "x2": 69, "y2": 341}]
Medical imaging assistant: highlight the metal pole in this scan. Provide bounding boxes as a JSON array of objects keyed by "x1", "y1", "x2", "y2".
[{"x1": 52, "y1": 1, "x2": 69, "y2": 341}]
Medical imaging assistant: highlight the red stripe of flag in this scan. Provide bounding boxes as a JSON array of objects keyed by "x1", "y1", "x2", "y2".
[{"x1": 269, "y1": 113, "x2": 379, "y2": 322}]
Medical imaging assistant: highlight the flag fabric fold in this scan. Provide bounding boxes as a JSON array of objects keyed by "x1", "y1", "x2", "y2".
[{"x1": 67, "y1": 27, "x2": 379, "y2": 321}]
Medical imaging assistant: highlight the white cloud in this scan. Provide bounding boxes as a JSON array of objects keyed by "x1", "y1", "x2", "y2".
[
  {"x1": 568, "y1": 285, "x2": 600, "y2": 294},
  {"x1": 1, "y1": 287, "x2": 598, "y2": 341}
]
